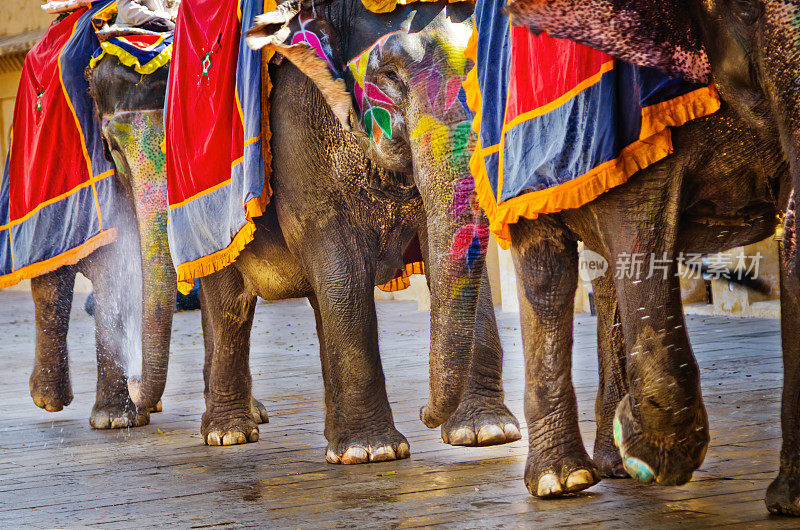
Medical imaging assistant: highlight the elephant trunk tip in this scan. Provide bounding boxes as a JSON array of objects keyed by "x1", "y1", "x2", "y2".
[
  {"x1": 419, "y1": 403, "x2": 449, "y2": 429},
  {"x1": 127, "y1": 376, "x2": 146, "y2": 409}
]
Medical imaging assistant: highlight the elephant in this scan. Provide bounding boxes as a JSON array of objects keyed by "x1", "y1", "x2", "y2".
[
  {"x1": 27, "y1": 56, "x2": 174, "y2": 429},
  {"x1": 32, "y1": 51, "x2": 275, "y2": 430},
  {"x1": 467, "y1": 0, "x2": 800, "y2": 514},
  {"x1": 124, "y1": 0, "x2": 521, "y2": 464}
]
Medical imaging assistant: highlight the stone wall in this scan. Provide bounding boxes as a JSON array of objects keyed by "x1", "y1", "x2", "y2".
[{"x1": 0, "y1": 2, "x2": 51, "y2": 38}]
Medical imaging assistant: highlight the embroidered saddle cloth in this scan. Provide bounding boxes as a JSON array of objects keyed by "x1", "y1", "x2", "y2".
[
  {"x1": 0, "y1": 0, "x2": 119, "y2": 288},
  {"x1": 465, "y1": 0, "x2": 721, "y2": 245}
]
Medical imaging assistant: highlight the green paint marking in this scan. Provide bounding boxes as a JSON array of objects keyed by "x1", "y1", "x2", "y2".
[{"x1": 372, "y1": 107, "x2": 393, "y2": 138}]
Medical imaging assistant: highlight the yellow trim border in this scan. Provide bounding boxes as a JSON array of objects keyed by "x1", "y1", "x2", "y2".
[
  {"x1": 378, "y1": 261, "x2": 425, "y2": 292},
  {"x1": 173, "y1": 0, "x2": 276, "y2": 295},
  {"x1": 0, "y1": 228, "x2": 118, "y2": 289},
  {"x1": 88, "y1": 39, "x2": 172, "y2": 76},
  {"x1": 463, "y1": 25, "x2": 722, "y2": 248}
]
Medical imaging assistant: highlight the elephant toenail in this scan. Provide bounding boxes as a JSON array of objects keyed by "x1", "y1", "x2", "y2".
[
  {"x1": 326, "y1": 448, "x2": 341, "y2": 464},
  {"x1": 477, "y1": 425, "x2": 505, "y2": 445},
  {"x1": 206, "y1": 432, "x2": 222, "y2": 446},
  {"x1": 248, "y1": 428, "x2": 259, "y2": 442},
  {"x1": 613, "y1": 417, "x2": 622, "y2": 448},
  {"x1": 396, "y1": 442, "x2": 411, "y2": 459},
  {"x1": 536, "y1": 473, "x2": 563, "y2": 497},
  {"x1": 565, "y1": 469, "x2": 596, "y2": 491},
  {"x1": 341, "y1": 447, "x2": 369, "y2": 464},
  {"x1": 503, "y1": 423, "x2": 521, "y2": 441},
  {"x1": 222, "y1": 432, "x2": 246, "y2": 445},
  {"x1": 370, "y1": 446, "x2": 396, "y2": 462},
  {"x1": 624, "y1": 457, "x2": 655, "y2": 483},
  {"x1": 448, "y1": 427, "x2": 477, "y2": 446}
]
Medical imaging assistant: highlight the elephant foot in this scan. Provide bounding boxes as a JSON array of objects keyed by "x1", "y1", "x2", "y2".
[
  {"x1": 29, "y1": 365, "x2": 73, "y2": 412},
  {"x1": 251, "y1": 397, "x2": 269, "y2": 424},
  {"x1": 524, "y1": 441, "x2": 600, "y2": 498},
  {"x1": 90, "y1": 398, "x2": 149, "y2": 429},
  {"x1": 150, "y1": 399, "x2": 163, "y2": 413},
  {"x1": 202, "y1": 403, "x2": 259, "y2": 446},
  {"x1": 613, "y1": 394, "x2": 708, "y2": 486},
  {"x1": 593, "y1": 437, "x2": 628, "y2": 478},
  {"x1": 766, "y1": 470, "x2": 800, "y2": 516},
  {"x1": 325, "y1": 424, "x2": 410, "y2": 465},
  {"x1": 441, "y1": 396, "x2": 521, "y2": 447}
]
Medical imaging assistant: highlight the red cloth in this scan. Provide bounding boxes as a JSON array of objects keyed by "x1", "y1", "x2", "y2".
[
  {"x1": 505, "y1": 27, "x2": 611, "y2": 124},
  {"x1": 9, "y1": 9, "x2": 94, "y2": 220},
  {"x1": 166, "y1": 0, "x2": 245, "y2": 206}
]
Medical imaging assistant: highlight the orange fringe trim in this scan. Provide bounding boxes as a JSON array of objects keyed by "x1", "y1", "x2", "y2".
[
  {"x1": 0, "y1": 228, "x2": 118, "y2": 289},
  {"x1": 175, "y1": 198, "x2": 261, "y2": 294},
  {"x1": 378, "y1": 261, "x2": 425, "y2": 292},
  {"x1": 173, "y1": 0, "x2": 277, "y2": 294},
  {"x1": 463, "y1": 25, "x2": 722, "y2": 249}
]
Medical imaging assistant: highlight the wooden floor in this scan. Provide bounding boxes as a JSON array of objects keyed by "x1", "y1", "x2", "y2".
[{"x1": 0, "y1": 290, "x2": 796, "y2": 528}]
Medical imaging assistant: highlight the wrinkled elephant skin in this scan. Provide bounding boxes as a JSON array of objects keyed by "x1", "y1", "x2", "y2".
[
  {"x1": 497, "y1": 0, "x2": 800, "y2": 513},
  {"x1": 192, "y1": 1, "x2": 520, "y2": 462}
]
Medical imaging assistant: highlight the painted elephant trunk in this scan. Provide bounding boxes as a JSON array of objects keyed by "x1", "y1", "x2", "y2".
[
  {"x1": 104, "y1": 111, "x2": 175, "y2": 411},
  {"x1": 415, "y1": 120, "x2": 486, "y2": 428}
]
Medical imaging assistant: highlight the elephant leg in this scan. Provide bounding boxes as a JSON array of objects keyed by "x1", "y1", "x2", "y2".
[
  {"x1": 766, "y1": 204, "x2": 800, "y2": 515},
  {"x1": 200, "y1": 267, "x2": 259, "y2": 446},
  {"x1": 30, "y1": 267, "x2": 76, "y2": 412},
  {"x1": 511, "y1": 216, "x2": 600, "y2": 498},
  {"x1": 199, "y1": 285, "x2": 267, "y2": 425},
  {"x1": 441, "y1": 267, "x2": 521, "y2": 447},
  {"x1": 595, "y1": 172, "x2": 708, "y2": 487},
  {"x1": 591, "y1": 272, "x2": 628, "y2": 478},
  {"x1": 308, "y1": 258, "x2": 409, "y2": 465},
  {"x1": 88, "y1": 250, "x2": 149, "y2": 429}
]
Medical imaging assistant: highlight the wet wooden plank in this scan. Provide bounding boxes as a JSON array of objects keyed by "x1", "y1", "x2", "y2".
[{"x1": 0, "y1": 290, "x2": 792, "y2": 527}]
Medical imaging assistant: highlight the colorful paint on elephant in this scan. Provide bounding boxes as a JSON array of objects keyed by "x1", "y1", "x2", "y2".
[
  {"x1": 102, "y1": 110, "x2": 170, "y2": 277},
  {"x1": 346, "y1": 30, "x2": 471, "y2": 149},
  {"x1": 292, "y1": 15, "x2": 341, "y2": 75},
  {"x1": 347, "y1": 30, "x2": 483, "y2": 271}
]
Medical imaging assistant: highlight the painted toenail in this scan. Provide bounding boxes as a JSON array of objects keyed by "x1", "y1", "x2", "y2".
[{"x1": 624, "y1": 457, "x2": 655, "y2": 483}]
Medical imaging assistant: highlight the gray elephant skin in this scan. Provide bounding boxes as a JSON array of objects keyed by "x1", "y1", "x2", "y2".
[
  {"x1": 119, "y1": 1, "x2": 521, "y2": 464},
  {"x1": 471, "y1": 0, "x2": 800, "y2": 515}
]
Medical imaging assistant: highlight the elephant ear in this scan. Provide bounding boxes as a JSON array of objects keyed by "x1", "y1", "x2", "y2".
[
  {"x1": 506, "y1": 0, "x2": 711, "y2": 84},
  {"x1": 247, "y1": 0, "x2": 352, "y2": 130}
]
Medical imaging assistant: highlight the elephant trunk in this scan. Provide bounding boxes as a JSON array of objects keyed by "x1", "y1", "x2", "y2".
[
  {"x1": 104, "y1": 111, "x2": 175, "y2": 411},
  {"x1": 413, "y1": 118, "x2": 486, "y2": 428}
]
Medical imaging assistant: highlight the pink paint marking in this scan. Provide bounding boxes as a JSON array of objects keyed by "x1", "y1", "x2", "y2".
[
  {"x1": 353, "y1": 82, "x2": 365, "y2": 115},
  {"x1": 426, "y1": 70, "x2": 443, "y2": 108},
  {"x1": 449, "y1": 224, "x2": 489, "y2": 266},
  {"x1": 448, "y1": 176, "x2": 476, "y2": 216},
  {"x1": 292, "y1": 30, "x2": 337, "y2": 73},
  {"x1": 445, "y1": 78, "x2": 462, "y2": 111},
  {"x1": 365, "y1": 82, "x2": 396, "y2": 108}
]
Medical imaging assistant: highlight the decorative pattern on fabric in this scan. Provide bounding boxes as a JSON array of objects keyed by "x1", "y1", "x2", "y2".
[
  {"x1": 0, "y1": 0, "x2": 119, "y2": 289},
  {"x1": 465, "y1": 1, "x2": 721, "y2": 247},
  {"x1": 166, "y1": 0, "x2": 268, "y2": 295},
  {"x1": 90, "y1": 32, "x2": 173, "y2": 75}
]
